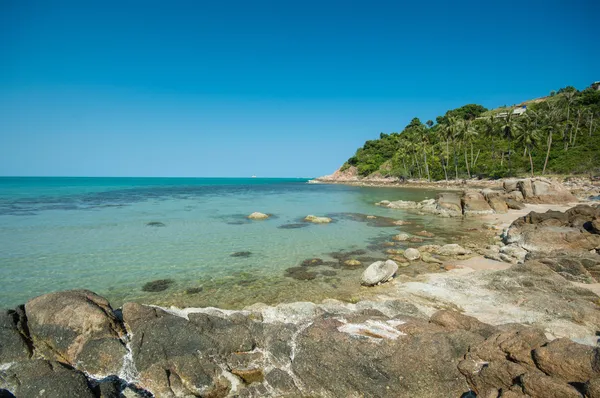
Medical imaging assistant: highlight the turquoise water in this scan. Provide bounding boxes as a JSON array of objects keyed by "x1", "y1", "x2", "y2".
[{"x1": 0, "y1": 177, "x2": 478, "y2": 309}]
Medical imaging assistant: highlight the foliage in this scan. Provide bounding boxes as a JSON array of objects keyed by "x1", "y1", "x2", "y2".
[{"x1": 345, "y1": 83, "x2": 600, "y2": 179}]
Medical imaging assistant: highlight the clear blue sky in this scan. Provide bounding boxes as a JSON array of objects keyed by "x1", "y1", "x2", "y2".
[{"x1": 1, "y1": 0, "x2": 598, "y2": 177}]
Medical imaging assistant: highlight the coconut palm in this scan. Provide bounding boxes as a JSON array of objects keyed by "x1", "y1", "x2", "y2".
[
  {"x1": 481, "y1": 114, "x2": 499, "y2": 160},
  {"x1": 541, "y1": 102, "x2": 561, "y2": 175},
  {"x1": 515, "y1": 114, "x2": 542, "y2": 177},
  {"x1": 455, "y1": 120, "x2": 478, "y2": 178},
  {"x1": 498, "y1": 109, "x2": 518, "y2": 176},
  {"x1": 563, "y1": 90, "x2": 576, "y2": 150}
]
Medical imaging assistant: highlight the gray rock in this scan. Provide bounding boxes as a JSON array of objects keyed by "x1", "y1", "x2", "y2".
[
  {"x1": 499, "y1": 244, "x2": 528, "y2": 263},
  {"x1": 437, "y1": 244, "x2": 471, "y2": 256},
  {"x1": 403, "y1": 248, "x2": 421, "y2": 261},
  {"x1": 0, "y1": 307, "x2": 31, "y2": 363},
  {"x1": 361, "y1": 260, "x2": 399, "y2": 286},
  {"x1": 462, "y1": 191, "x2": 494, "y2": 215},
  {"x1": 0, "y1": 360, "x2": 96, "y2": 398},
  {"x1": 436, "y1": 192, "x2": 463, "y2": 217}
]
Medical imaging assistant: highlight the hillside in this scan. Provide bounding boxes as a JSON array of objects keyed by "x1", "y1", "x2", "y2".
[{"x1": 330, "y1": 83, "x2": 600, "y2": 181}]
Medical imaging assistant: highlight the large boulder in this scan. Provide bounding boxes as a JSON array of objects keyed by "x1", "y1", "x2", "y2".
[
  {"x1": 487, "y1": 196, "x2": 509, "y2": 213},
  {"x1": 526, "y1": 251, "x2": 600, "y2": 283},
  {"x1": 403, "y1": 248, "x2": 421, "y2": 261},
  {"x1": 435, "y1": 192, "x2": 463, "y2": 217},
  {"x1": 0, "y1": 360, "x2": 96, "y2": 398},
  {"x1": 532, "y1": 338, "x2": 600, "y2": 383},
  {"x1": 304, "y1": 215, "x2": 332, "y2": 224},
  {"x1": 248, "y1": 212, "x2": 269, "y2": 220},
  {"x1": 513, "y1": 178, "x2": 577, "y2": 204},
  {"x1": 24, "y1": 290, "x2": 126, "y2": 376},
  {"x1": 0, "y1": 307, "x2": 31, "y2": 363},
  {"x1": 361, "y1": 260, "x2": 398, "y2": 286},
  {"x1": 291, "y1": 314, "x2": 486, "y2": 397},
  {"x1": 505, "y1": 205, "x2": 600, "y2": 253},
  {"x1": 462, "y1": 191, "x2": 494, "y2": 215},
  {"x1": 122, "y1": 302, "x2": 260, "y2": 397}
]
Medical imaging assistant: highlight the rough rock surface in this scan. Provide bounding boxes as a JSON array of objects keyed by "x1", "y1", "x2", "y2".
[
  {"x1": 24, "y1": 290, "x2": 126, "y2": 376},
  {"x1": 436, "y1": 244, "x2": 472, "y2": 257},
  {"x1": 304, "y1": 215, "x2": 332, "y2": 223},
  {"x1": 361, "y1": 260, "x2": 398, "y2": 286},
  {"x1": 435, "y1": 192, "x2": 463, "y2": 216},
  {"x1": 462, "y1": 191, "x2": 494, "y2": 216},
  {"x1": 0, "y1": 360, "x2": 96, "y2": 398},
  {"x1": 505, "y1": 205, "x2": 600, "y2": 254},
  {"x1": 0, "y1": 307, "x2": 31, "y2": 363},
  {"x1": 403, "y1": 248, "x2": 421, "y2": 261}
]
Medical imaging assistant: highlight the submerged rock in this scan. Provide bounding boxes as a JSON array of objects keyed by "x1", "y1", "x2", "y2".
[
  {"x1": 142, "y1": 279, "x2": 174, "y2": 292},
  {"x1": 231, "y1": 251, "x2": 252, "y2": 258},
  {"x1": 436, "y1": 244, "x2": 471, "y2": 257},
  {"x1": 146, "y1": 221, "x2": 166, "y2": 227},
  {"x1": 403, "y1": 248, "x2": 421, "y2": 261},
  {"x1": 343, "y1": 259, "x2": 361, "y2": 267},
  {"x1": 248, "y1": 212, "x2": 270, "y2": 220},
  {"x1": 304, "y1": 215, "x2": 332, "y2": 224},
  {"x1": 285, "y1": 267, "x2": 318, "y2": 280},
  {"x1": 277, "y1": 223, "x2": 309, "y2": 229},
  {"x1": 392, "y1": 233, "x2": 411, "y2": 241},
  {"x1": 301, "y1": 258, "x2": 324, "y2": 267},
  {"x1": 360, "y1": 260, "x2": 398, "y2": 286}
]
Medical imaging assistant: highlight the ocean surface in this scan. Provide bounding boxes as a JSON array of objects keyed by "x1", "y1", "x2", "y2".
[{"x1": 0, "y1": 177, "x2": 481, "y2": 309}]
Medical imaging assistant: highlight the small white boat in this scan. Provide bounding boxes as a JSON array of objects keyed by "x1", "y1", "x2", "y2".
[{"x1": 251, "y1": 175, "x2": 257, "y2": 178}]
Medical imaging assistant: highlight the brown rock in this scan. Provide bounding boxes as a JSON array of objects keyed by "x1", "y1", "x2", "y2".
[
  {"x1": 430, "y1": 310, "x2": 497, "y2": 338},
  {"x1": 24, "y1": 290, "x2": 126, "y2": 376},
  {"x1": 488, "y1": 196, "x2": 509, "y2": 213},
  {"x1": 436, "y1": 192, "x2": 463, "y2": 216},
  {"x1": 520, "y1": 372, "x2": 582, "y2": 398},
  {"x1": 462, "y1": 191, "x2": 494, "y2": 215},
  {"x1": 533, "y1": 338, "x2": 599, "y2": 383}
]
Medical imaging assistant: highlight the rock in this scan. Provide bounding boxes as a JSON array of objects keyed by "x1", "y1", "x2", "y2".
[
  {"x1": 532, "y1": 338, "x2": 599, "y2": 383},
  {"x1": 507, "y1": 190, "x2": 525, "y2": 202},
  {"x1": 285, "y1": 267, "x2": 318, "y2": 280},
  {"x1": 142, "y1": 278, "x2": 174, "y2": 292},
  {"x1": 499, "y1": 244, "x2": 528, "y2": 263},
  {"x1": 418, "y1": 244, "x2": 441, "y2": 253},
  {"x1": 146, "y1": 221, "x2": 166, "y2": 227},
  {"x1": 462, "y1": 191, "x2": 494, "y2": 215},
  {"x1": 122, "y1": 302, "x2": 258, "y2": 397},
  {"x1": 521, "y1": 372, "x2": 583, "y2": 398},
  {"x1": 487, "y1": 196, "x2": 508, "y2": 213},
  {"x1": 24, "y1": 290, "x2": 126, "y2": 376},
  {"x1": 343, "y1": 259, "x2": 361, "y2": 267},
  {"x1": 430, "y1": 310, "x2": 497, "y2": 338},
  {"x1": 304, "y1": 215, "x2": 332, "y2": 224},
  {"x1": 408, "y1": 237, "x2": 424, "y2": 243},
  {"x1": 248, "y1": 212, "x2": 269, "y2": 220},
  {"x1": 360, "y1": 260, "x2": 398, "y2": 286},
  {"x1": 436, "y1": 192, "x2": 463, "y2": 216},
  {"x1": 231, "y1": 251, "x2": 252, "y2": 257},
  {"x1": 584, "y1": 378, "x2": 600, "y2": 398},
  {"x1": 403, "y1": 248, "x2": 421, "y2": 261},
  {"x1": 301, "y1": 258, "x2": 324, "y2": 266},
  {"x1": 421, "y1": 252, "x2": 443, "y2": 264},
  {"x1": 415, "y1": 230, "x2": 435, "y2": 237},
  {"x1": 505, "y1": 198, "x2": 526, "y2": 210},
  {"x1": 392, "y1": 233, "x2": 411, "y2": 241},
  {"x1": 591, "y1": 218, "x2": 600, "y2": 234},
  {"x1": 385, "y1": 248, "x2": 404, "y2": 255},
  {"x1": 393, "y1": 219, "x2": 412, "y2": 226},
  {"x1": 291, "y1": 316, "x2": 485, "y2": 397},
  {"x1": 503, "y1": 179, "x2": 519, "y2": 192},
  {"x1": 437, "y1": 244, "x2": 471, "y2": 256},
  {"x1": 517, "y1": 179, "x2": 535, "y2": 199},
  {"x1": 0, "y1": 307, "x2": 31, "y2": 363},
  {"x1": 526, "y1": 252, "x2": 600, "y2": 283},
  {"x1": 0, "y1": 360, "x2": 96, "y2": 398},
  {"x1": 505, "y1": 205, "x2": 600, "y2": 253}
]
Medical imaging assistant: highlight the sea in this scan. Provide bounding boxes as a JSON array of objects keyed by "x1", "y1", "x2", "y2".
[{"x1": 0, "y1": 177, "x2": 481, "y2": 309}]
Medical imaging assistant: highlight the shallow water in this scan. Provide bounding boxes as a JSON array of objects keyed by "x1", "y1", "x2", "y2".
[{"x1": 0, "y1": 177, "x2": 483, "y2": 309}]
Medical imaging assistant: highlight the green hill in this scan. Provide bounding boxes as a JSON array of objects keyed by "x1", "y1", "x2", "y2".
[{"x1": 341, "y1": 83, "x2": 600, "y2": 180}]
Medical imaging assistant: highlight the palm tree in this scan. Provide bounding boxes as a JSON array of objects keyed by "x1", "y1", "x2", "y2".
[
  {"x1": 541, "y1": 102, "x2": 561, "y2": 175},
  {"x1": 456, "y1": 120, "x2": 478, "y2": 178},
  {"x1": 446, "y1": 116, "x2": 462, "y2": 180},
  {"x1": 563, "y1": 91, "x2": 576, "y2": 150},
  {"x1": 481, "y1": 114, "x2": 498, "y2": 160},
  {"x1": 498, "y1": 109, "x2": 518, "y2": 176},
  {"x1": 516, "y1": 114, "x2": 542, "y2": 177}
]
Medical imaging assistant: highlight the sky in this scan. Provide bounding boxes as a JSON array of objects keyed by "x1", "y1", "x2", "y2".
[{"x1": 0, "y1": 0, "x2": 598, "y2": 177}]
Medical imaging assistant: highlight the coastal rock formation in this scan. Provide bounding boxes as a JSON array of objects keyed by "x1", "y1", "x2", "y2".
[
  {"x1": 0, "y1": 307, "x2": 31, "y2": 363},
  {"x1": 459, "y1": 326, "x2": 599, "y2": 398},
  {"x1": 304, "y1": 215, "x2": 332, "y2": 223},
  {"x1": 24, "y1": 289, "x2": 127, "y2": 376},
  {"x1": 403, "y1": 248, "x2": 421, "y2": 261},
  {"x1": 462, "y1": 191, "x2": 494, "y2": 216},
  {"x1": 248, "y1": 212, "x2": 270, "y2": 220},
  {"x1": 1, "y1": 288, "x2": 599, "y2": 397},
  {"x1": 505, "y1": 177, "x2": 578, "y2": 204},
  {"x1": 505, "y1": 204, "x2": 600, "y2": 254},
  {"x1": 361, "y1": 260, "x2": 398, "y2": 285}
]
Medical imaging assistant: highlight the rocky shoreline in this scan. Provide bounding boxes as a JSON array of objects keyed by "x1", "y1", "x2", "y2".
[{"x1": 2, "y1": 180, "x2": 600, "y2": 397}]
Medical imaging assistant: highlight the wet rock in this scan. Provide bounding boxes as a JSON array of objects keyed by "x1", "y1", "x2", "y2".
[
  {"x1": 301, "y1": 258, "x2": 324, "y2": 267},
  {"x1": 231, "y1": 251, "x2": 252, "y2": 258},
  {"x1": 343, "y1": 259, "x2": 361, "y2": 267},
  {"x1": 462, "y1": 191, "x2": 494, "y2": 215},
  {"x1": 385, "y1": 248, "x2": 404, "y2": 255},
  {"x1": 437, "y1": 244, "x2": 471, "y2": 256},
  {"x1": 285, "y1": 267, "x2": 317, "y2": 280},
  {"x1": 320, "y1": 270, "x2": 337, "y2": 276},
  {"x1": 421, "y1": 252, "x2": 443, "y2": 264},
  {"x1": 277, "y1": 223, "x2": 309, "y2": 229},
  {"x1": 403, "y1": 248, "x2": 421, "y2": 261},
  {"x1": 361, "y1": 260, "x2": 398, "y2": 286},
  {"x1": 533, "y1": 338, "x2": 599, "y2": 383},
  {"x1": 248, "y1": 212, "x2": 269, "y2": 220},
  {"x1": 0, "y1": 360, "x2": 96, "y2": 398},
  {"x1": 415, "y1": 230, "x2": 435, "y2": 237},
  {"x1": 0, "y1": 308, "x2": 31, "y2": 363},
  {"x1": 146, "y1": 221, "x2": 166, "y2": 227},
  {"x1": 418, "y1": 244, "x2": 442, "y2": 253},
  {"x1": 185, "y1": 287, "x2": 203, "y2": 294},
  {"x1": 393, "y1": 219, "x2": 412, "y2": 226},
  {"x1": 392, "y1": 233, "x2": 411, "y2": 241},
  {"x1": 304, "y1": 215, "x2": 332, "y2": 223},
  {"x1": 408, "y1": 236, "x2": 424, "y2": 243},
  {"x1": 24, "y1": 290, "x2": 126, "y2": 376},
  {"x1": 141, "y1": 278, "x2": 174, "y2": 292}
]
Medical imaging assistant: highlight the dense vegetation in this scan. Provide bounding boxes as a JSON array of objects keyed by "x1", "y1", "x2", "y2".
[{"x1": 343, "y1": 84, "x2": 600, "y2": 180}]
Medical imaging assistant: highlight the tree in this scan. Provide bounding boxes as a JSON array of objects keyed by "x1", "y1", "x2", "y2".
[
  {"x1": 563, "y1": 91, "x2": 576, "y2": 150},
  {"x1": 498, "y1": 109, "x2": 518, "y2": 176},
  {"x1": 456, "y1": 120, "x2": 478, "y2": 178},
  {"x1": 516, "y1": 114, "x2": 542, "y2": 176},
  {"x1": 541, "y1": 102, "x2": 561, "y2": 175},
  {"x1": 481, "y1": 114, "x2": 499, "y2": 160}
]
